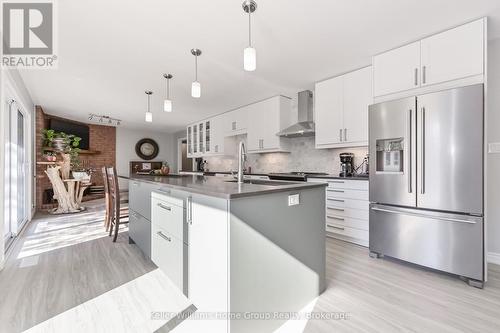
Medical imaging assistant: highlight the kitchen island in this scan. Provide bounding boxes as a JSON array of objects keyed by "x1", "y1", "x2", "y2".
[{"x1": 126, "y1": 174, "x2": 326, "y2": 333}]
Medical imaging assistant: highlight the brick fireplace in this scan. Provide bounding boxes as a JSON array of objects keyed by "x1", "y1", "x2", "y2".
[{"x1": 35, "y1": 106, "x2": 116, "y2": 211}]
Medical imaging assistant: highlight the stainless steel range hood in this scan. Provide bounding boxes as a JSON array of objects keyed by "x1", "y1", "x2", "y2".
[{"x1": 277, "y1": 90, "x2": 314, "y2": 137}]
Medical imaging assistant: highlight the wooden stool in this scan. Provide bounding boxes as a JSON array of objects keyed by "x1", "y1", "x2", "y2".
[{"x1": 106, "y1": 167, "x2": 129, "y2": 242}]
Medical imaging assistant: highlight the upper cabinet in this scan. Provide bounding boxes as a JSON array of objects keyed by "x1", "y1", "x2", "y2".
[
  {"x1": 247, "y1": 96, "x2": 291, "y2": 153},
  {"x1": 315, "y1": 66, "x2": 373, "y2": 149},
  {"x1": 420, "y1": 19, "x2": 484, "y2": 87},
  {"x1": 373, "y1": 18, "x2": 485, "y2": 98},
  {"x1": 225, "y1": 106, "x2": 248, "y2": 136},
  {"x1": 373, "y1": 42, "x2": 421, "y2": 97}
]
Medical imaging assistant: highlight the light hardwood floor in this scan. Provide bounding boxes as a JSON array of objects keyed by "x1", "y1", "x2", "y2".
[{"x1": 1, "y1": 201, "x2": 500, "y2": 332}]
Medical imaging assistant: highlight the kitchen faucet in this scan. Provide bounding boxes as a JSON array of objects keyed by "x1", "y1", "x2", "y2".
[{"x1": 237, "y1": 141, "x2": 247, "y2": 184}]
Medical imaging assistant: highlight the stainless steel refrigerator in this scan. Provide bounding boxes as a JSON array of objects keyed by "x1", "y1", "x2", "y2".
[{"x1": 368, "y1": 84, "x2": 484, "y2": 287}]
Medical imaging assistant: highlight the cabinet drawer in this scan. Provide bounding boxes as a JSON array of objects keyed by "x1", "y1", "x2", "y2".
[
  {"x1": 129, "y1": 180, "x2": 153, "y2": 220},
  {"x1": 151, "y1": 224, "x2": 184, "y2": 292},
  {"x1": 129, "y1": 210, "x2": 151, "y2": 258},
  {"x1": 326, "y1": 179, "x2": 368, "y2": 191},
  {"x1": 152, "y1": 197, "x2": 186, "y2": 243},
  {"x1": 327, "y1": 206, "x2": 369, "y2": 221},
  {"x1": 326, "y1": 215, "x2": 368, "y2": 231},
  {"x1": 152, "y1": 190, "x2": 185, "y2": 208},
  {"x1": 327, "y1": 197, "x2": 369, "y2": 211},
  {"x1": 327, "y1": 188, "x2": 368, "y2": 201},
  {"x1": 326, "y1": 223, "x2": 369, "y2": 240}
]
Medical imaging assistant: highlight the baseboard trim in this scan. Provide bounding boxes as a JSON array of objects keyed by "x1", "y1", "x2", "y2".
[{"x1": 487, "y1": 252, "x2": 500, "y2": 265}]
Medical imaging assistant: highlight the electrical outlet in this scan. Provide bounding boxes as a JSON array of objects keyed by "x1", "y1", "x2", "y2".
[
  {"x1": 488, "y1": 142, "x2": 500, "y2": 154},
  {"x1": 288, "y1": 194, "x2": 300, "y2": 206}
]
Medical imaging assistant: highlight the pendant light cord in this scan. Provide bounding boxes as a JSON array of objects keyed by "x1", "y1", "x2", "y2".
[
  {"x1": 166, "y1": 78, "x2": 170, "y2": 99},
  {"x1": 248, "y1": 11, "x2": 252, "y2": 47},
  {"x1": 195, "y1": 55, "x2": 198, "y2": 81},
  {"x1": 147, "y1": 94, "x2": 150, "y2": 112}
]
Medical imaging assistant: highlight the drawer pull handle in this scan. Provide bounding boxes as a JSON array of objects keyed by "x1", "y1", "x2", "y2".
[
  {"x1": 157, "y1": 203, "x2": 172, "y2": 211},
  {"x1": 329, "y1": 189, "x2": 345, "y2": 193},
  {"x1": 327, "y1": 224, "x2": 345, "y2": 230},
  {"x1": 330, "y1": 181, "x2": 345, "y2": 184},
  {"x1": 157, "y1": 231, "x2": 171, "y2": 242},
  {"x1": 327, "y1": 199, "x2": 345, "y2": 202},
  {"x1": 327, "y1": 216, "x2": 345, "y2": 221},
  {"x1": 328, "y1": 207, "x2": 345, "y2": 212}
]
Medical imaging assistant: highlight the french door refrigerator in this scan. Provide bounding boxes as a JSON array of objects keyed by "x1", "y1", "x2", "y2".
[{"x1": 369, "y1": 84, "x2": 484, "y2": 287}]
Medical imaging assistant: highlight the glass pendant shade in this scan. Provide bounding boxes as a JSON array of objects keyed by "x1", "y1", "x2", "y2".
[
  {"x1": 191, "y1": 81, "x2": 201, "y2": 98},
  {"x1": 244, "y1": 47, "x2": 256, "y2": 71},
  {"x1": 164, "y1": 99, "x2": 172, "y2": 112},
  {"x1": 145, "y1": 111, "x2": 153, "y2": 122}
]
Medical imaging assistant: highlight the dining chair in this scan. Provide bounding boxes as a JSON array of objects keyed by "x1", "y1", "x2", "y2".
[
  {"x1": 106, "y1": 167, "x2": 129, "y2": 242},
  {"x1": 102, "y1": 167, "x2": 112, "y2": 231}
]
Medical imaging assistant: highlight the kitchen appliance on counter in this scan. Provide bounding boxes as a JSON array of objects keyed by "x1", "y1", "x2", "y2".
[
  {"x1": 369, "y1": 84, "x2": 484, "y2": 288},
  {"x1": 339, "y1": 153, "x2": 354, "y2": 177},
  {"x1": 268, "y1": 172, "x2": 329, "y2": 182}
]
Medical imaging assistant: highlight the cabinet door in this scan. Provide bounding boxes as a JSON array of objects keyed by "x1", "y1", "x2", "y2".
[
  {"x1": 129, "y1": 180, "x2": 152, "y2": 220},
  {"x1": 343, "y1": 67, "x2": 372, "y2": 145},
  {"x1": 211, "y1": 115, "x2": 225, "y2": 154},
  {"x1": 204, "y1": 120, "x2": 211, "y2": 154},
  {"x1": 246, "y1": 103, "x2": 262, "y2": 151},
  {"x1": 151, "y1": 224, "x2": 184, "y2": 292},
  {"x1": 186, "y1": 126, "x2": 193, "y2": 157},
  {"x1": 261, "y1": 97, "x2": 281, "y2": 150},
  {"x1": 315, "y1": 76, "x2": 343, "y2": 146},
  {"x1": 129, "y1": 210, "x2": 151, "y2": 258},
  {"x1": 188, "y1": 194, "x2": 228, "y2": 331},
  {"x1": 373, "y1": 41, "x2": 421, "y2": 97},
  {"x1": 192, "y1": 124, "x2": 198, "y2": 155},
  {"x1": 421, "y1": 19, "x2": 484, "y2": 87}
]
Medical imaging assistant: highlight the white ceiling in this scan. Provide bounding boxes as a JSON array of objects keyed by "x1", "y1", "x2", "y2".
[{"x1": 19, "y1": 0, "x2": 500, "y2": 133}]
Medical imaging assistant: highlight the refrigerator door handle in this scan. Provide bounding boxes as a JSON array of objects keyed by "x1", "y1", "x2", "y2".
[
  {"x1": 371, "y1": 207, "x2": 477, "y2": 224},
  {"x1": 407, "y1": 108, "x2": 412, "y2": 193},
  {"x1": 420, "y1": 107, "x2": 426, "y2": 194}
]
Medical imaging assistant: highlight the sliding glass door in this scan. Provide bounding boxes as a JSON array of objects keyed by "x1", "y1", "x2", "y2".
[{"x1": 3, "y1": 99, "x2": 30, "y2": 249}]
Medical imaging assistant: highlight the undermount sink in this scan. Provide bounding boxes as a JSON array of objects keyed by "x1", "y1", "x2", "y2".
[{"x1": 224, "y1": 179, "x2": 296, "y2": 186}]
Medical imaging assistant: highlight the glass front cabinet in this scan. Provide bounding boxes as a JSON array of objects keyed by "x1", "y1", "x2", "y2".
[{"x1": 187, "y1": 120, "x2": 214, "y2": 158}]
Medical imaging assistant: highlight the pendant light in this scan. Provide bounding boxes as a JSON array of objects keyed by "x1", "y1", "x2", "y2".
[
  {"x1": 145, "y1": 91, "x2": 153, "y2": 122},
  {"x1": 242, "y1": 0, "x2": 257, "y2": 71},
  {"x1": 191, "y1": 48, "x2": 202, "y2": 98},
  {"x1": 163, "y1": 74, "x2": 173, "y2": 112}
]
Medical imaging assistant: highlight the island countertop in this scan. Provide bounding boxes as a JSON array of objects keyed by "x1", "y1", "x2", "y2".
[{"x1": 124, "y1": 174, "x2": 327, "y2": 199}]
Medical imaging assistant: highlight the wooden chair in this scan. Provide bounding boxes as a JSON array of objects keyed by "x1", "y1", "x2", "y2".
[
  {"x1": 106, "y1": 167, "x2": 129, "y2": 242},
  {"x1": 102, "y1": 167, "x2": 112, "y2": 231}
]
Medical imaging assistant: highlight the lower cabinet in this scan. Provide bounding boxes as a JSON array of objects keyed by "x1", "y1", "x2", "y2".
[
  {"x1": 151, "y1": 192, "x2": 189, "y2": 296},
  {"x1": 129, "y1": 210, "x2": 151, "y2": 258},
  {"x1": 151, "y1": 223, "x2": 186, "y2": 293},
  {"x1": 308, "y1": 178, "x2": 369, "y2": 247}
]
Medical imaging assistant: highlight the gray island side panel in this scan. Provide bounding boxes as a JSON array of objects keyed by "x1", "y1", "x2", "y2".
[{"x1": 229, "y1": 187, "x2": 326, "y2": 333}]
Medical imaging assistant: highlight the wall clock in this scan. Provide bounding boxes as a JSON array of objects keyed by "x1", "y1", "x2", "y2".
[{"x1": 135, "y1": 138, "x2": 159, "y2": 160}]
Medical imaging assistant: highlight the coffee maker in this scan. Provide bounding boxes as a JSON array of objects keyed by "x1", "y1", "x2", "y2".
[{"x1": 339, "y1": 153, "x2": 354, "y2": 177}]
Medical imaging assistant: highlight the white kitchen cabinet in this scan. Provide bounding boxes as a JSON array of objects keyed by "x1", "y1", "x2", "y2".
[
  {"x1": 315, "y1": 67, "x2": 372, "y2": 149},
  {"x1": 225, "y1": 106, "x2": 248, "y2": 136},
  {"x1": 373, "y1": 41, "x2": 421, "y2": 97},
  {"x1": 373, "y1": 18, "x2": 486, "y2": 97},
  {"x1": 209, "y1": 114, "x2": 225, "y2": 155},
  {"x1": 342, "y1": 66, "x2": 372, "y2": 145},
  {"x1": 421, "y1": 19, "x2": 484, "y2": 87},
  {"x1": 308, "y1": 178, "x2": 369, "y2": 247},
  {"x1": 247, "y1": 95, "x2": 291, "y2": 153},
  {"x1": 186, "y1": 125, "x2": 193, "y2": 158},
  {"x1": 151, "y1": 193, "x2": 188, "y2": 294},
  {"x1": 314, "y1": 76, "x2": 343, "y2": 147},
  {"x1": 188, "y1": 193, "x2": 228, "y2": 333}
]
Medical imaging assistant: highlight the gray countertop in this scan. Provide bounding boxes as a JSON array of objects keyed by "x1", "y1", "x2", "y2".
[{"x1": 125, "y1": 174, "x2": 327, "y2": 199}]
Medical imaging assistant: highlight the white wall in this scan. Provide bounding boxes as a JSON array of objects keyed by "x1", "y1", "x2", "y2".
[
  {"x1": 487, "y1": 38, "x2": 500, "y2": 255},
  {"x1": 116, "y1": 127, "x2": 176, "y2": 179}
]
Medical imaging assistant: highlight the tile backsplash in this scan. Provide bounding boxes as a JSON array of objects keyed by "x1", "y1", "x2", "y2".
[{"x1": 203, "y1": 135, "x2": 368, "y2": 175}]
